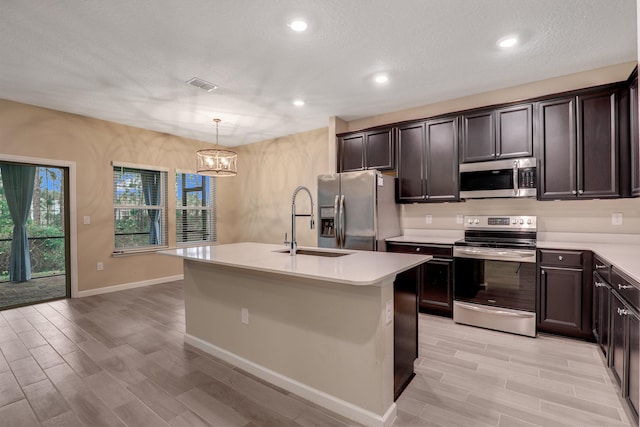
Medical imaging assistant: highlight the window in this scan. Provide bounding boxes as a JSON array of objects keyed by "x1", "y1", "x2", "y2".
[
  {"x1": 113, "y1": 164, "x2": 168, "y2": 252},
  {"x1": 176, "y1": 172, "x2": 216, "y2": 244}
]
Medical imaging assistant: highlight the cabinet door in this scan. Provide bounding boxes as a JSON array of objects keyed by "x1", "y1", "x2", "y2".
[
  {"x1": 577, "y1": 90, "x2": 619, "y2": 198},
  {"x1": 461, "y1": 110, "x2": 494, "y2": 163},
  {"x1": 339, "y1": 133, "x2": 365, "y2": 172},
  {"x1": 537, "y1": 98, "x2": 577, "y2": 200},
  {"x1": 495, "y1": 104, "x2": 533, "y2": 159},
  {"x1": 426, "y1": 117, "x2": 459, "y2": 202},
  {"x1": 366, "y1": 128, "x2": 394, "y2": 170},
  {"x1": 393, "y1": 266, "x2": 419, "y2": 400},
  {"x1": 593, "y1": 275, "x2": 611, "y2": 361},
  {"x1": 421, "y1": 258, "x2": 453, "y2": 316},
  {"x1": 396, "y1": 122, "x2": 426, "y2": 202},
  {"x1": 631, "y1": 75, "x2": 640, "y2": 197},
  {"x1": 611, "y1": 292, "x2": 626, "y2": 387},
  {"x1": 538, "y1": 267, "x2": 583, "y2": 335},
  {"x1": 627, "y1": 311, "x2": 639, "y2": 419}
]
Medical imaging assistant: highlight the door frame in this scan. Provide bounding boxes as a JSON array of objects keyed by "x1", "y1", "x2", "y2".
[{"x1": 0, "y1": 154, "x2": 78, "y2": 298}]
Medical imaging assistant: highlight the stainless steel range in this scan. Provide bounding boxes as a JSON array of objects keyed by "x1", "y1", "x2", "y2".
[{"x1": 453, "y1": 215, "x2": 537, "y2": 337}]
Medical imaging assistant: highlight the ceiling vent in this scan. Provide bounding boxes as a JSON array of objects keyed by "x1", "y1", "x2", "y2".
[{"x1": 186, "y1": 77, "x2": 218, "y2": 92}]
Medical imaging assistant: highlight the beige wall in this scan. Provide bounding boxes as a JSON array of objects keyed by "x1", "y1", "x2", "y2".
[
  {"x1": 0, "y1": 99, "x2": 235, "y2": 293},
  {"x1": 222, "y1": 127, "x2": 330, "y2": 246}
]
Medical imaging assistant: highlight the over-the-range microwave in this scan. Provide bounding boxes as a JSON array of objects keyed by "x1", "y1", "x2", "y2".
[{"x1": 459, "y1": 157, "x2": 537, "y2": 199}]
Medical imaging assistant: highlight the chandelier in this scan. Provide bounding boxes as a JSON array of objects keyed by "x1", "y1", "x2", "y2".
[{"x1": 196, "y1": 118, "x2": 238, "y2": 176}]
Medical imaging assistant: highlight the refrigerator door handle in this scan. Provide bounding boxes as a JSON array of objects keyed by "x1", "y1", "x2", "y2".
[
  {"x1": 339, "y1": 195, "x2": 346, "y2": 248},
  {"x1": 333, "y1": 195, "x2": 340, "y2": 248}
]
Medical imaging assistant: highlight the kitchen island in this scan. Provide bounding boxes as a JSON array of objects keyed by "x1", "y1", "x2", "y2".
[{"x1": 160, "y1": 242, "x2": 430, "y2": 427}]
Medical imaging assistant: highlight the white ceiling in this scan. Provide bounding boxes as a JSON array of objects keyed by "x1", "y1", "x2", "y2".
[{"x1": 0, "y1": 1, "x2": 637, "y2": 147}]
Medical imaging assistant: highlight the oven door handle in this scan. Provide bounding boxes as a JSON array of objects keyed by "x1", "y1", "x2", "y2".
[
  {"x1": 455, "y1": 302, "x2": 535, "y2": 319},
  {"x1": 453, "y1": 247, "x2": 536, "y2": 263},
  {"x1": 513, "y1": 160, "x2": 519, "y2": 197}
]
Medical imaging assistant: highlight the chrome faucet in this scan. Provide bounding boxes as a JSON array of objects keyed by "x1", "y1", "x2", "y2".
[{"x1": 287, "y1": 185, "x2": 315, "y2": 256}]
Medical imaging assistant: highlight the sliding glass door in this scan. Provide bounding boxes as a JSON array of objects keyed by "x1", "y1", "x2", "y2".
[{"x1": 0, "y1": 161, "x2": 70, "y2": 309}]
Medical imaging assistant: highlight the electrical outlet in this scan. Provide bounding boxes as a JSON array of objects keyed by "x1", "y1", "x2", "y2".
[
  {"x1": 385, "y1": 300, "x2": 393, "y2": 325},
  {"x1": 97, "y1": 262, "x2": 104, "y2": 271},
  {"x1": 241, "y1": 307, "x2": 249, "y2": 324},
  {"x1": 425, "y1": 214, "x2": 432, "y2": 224},
  {"x1": 612, "y1": 212, "x2": 623, "y2": 226},
  {"x1": 456, "y1": 214, "x2": 463, "y2": 225}
]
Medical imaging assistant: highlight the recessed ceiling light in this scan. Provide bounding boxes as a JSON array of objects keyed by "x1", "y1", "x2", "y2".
[
  {"x1": 498, "y1": 36, "x2": 518, "y2": 48},
  {"x1": 289, "y1": 20, "x2": 308, "y2": 32},
  {"x1": 374, "y1": 74, "x2": 389, "y2": 84},
  {"x1": 292, "y1": 99, "x2": 305, "y2": 107}
]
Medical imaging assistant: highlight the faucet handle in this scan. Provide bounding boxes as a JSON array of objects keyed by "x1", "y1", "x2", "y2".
[{"x1": 284, "y1": 232, "x2": 289, "y2": 246}]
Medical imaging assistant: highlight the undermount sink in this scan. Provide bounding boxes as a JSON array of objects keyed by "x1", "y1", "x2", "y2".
[{"x1": 274, "y1": 248, "x2": 351, "y2": 257}]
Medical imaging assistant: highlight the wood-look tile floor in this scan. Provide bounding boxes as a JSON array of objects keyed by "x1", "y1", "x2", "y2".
[{"x1": 0, "y1": 281, "x2": 634, "y2": 427}]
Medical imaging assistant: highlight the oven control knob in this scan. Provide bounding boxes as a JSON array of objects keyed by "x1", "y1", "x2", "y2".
[
  {"x1": 474, "y1": 219, "x2": 479, "y2": 224},
  {"x1": 519, "y1": 219, "x2": 524, "y2": 225},
  {"x1": 527, "y1": 219, "x2": 532, "y2": 224},
  {"x1": 468, "y1": 219, "x2": 473, "y2": 224},
  {"x1": 512, "y1": 219, "x2": 517, "y2": 224}
]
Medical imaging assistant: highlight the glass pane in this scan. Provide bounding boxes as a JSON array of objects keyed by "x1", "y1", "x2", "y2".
[
  {"x1": 114, "y1": 207, "x2": 163, "y2": 248},
  {"x1": 176, "y1": 209, "x2": 211, "y2": 242}
]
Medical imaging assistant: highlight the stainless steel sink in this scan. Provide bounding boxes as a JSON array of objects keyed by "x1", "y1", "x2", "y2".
[{"x1": 274, "y1": 248, "x2": 350, "y2": 257}]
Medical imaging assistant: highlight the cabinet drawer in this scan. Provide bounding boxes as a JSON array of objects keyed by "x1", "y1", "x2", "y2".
[
  {"x1": 539, "y1": 249, "x2": 584, "y2": 268},
  {"x1": 612, "y1": 268, "x2": 640, "y2": 312},
  {"x1": 387, "y1": 243, "x2": 453, "y2": 257},
  {"x1": 593, "y1": 255, "x2": 612, "y2": 283}
]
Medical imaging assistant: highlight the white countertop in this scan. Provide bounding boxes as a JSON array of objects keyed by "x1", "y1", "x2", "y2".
[
  {"x1": 159, "y1": 242, "x2": 431, "y2": 286},
  {"x1": 386, "y1": 235, "x2": 459, "y2": 245}
]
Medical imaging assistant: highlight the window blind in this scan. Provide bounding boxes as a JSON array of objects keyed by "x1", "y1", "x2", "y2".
[
  {"x1": 113, "y1": 164, "x2": 168, "y2": 252},
  {"x1": 175, "y1": 172, "x2": 216, "y2": 244}
]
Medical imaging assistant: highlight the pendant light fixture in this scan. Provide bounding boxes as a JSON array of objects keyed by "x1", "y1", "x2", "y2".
[{"x1": 196, "y1": 118, "x2": 238, "y2": 176}]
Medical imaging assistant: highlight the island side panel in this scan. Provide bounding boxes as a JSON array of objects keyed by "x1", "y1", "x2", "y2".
[{"x1": 183, "y1": 259, "x2": 394, "y2": 418}]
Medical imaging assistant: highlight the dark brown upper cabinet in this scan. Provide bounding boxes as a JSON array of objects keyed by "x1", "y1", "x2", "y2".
[
  {"x1": 338, "y1": 127, "x2": 394, "y2": 172},
  {"x1": 537, "y1": 88, "x2": 620, "y2": 200},
  {"x1": 460, "y1": 103, "x2": 533, "y2": 163},
  {"x1": 396, "y1": 117, "x2": 458, "y2": 203}
]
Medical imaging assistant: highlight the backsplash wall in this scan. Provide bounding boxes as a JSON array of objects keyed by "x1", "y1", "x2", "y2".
[{"x1": 401, "y1": 197, "x2": 640, "y2": 235}]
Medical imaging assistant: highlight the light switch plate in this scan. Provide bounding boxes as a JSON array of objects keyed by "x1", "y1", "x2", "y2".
[
  {"x1": 385, "y1": 300, "x2": 393, "y2": 325},
  {"x1": 425, "y1": 214, "x2": 432, "y2": 224},
  {"x1": 83, "y1": 216, "x2": 90, "y2": 225},
  {"x1": 612, "y1": 212, "x2": 623, "y2": 225}
]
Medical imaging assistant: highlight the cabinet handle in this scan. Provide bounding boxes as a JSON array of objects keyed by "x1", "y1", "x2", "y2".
[
  {"x1": 618, "y1": 307, "x2": 631, "y2": 316},
  {"x1": 595, "y1": 282, "x2": 605, "y2": 287},
  {"x1": 541, "y1": 270, "x2": 546, "y2": 275},
  {"x1": 618, "y1": 284, "x2": 633, "y2": 290},
  {"x1": 578, "y1": 190, "x2": 584, "y2": 194},
  {"x1": 558, "y1": 255, "x2": 563, "y2": 261},
  {"x1": 572, "y1": 190, "x2": 577, "y2": 195},
  {"x1": 595, "y1": 264, "x2": 607, "y2": 269},
  {"x1": 416, "y1": 247, "x2": 421, "y2": 252}
]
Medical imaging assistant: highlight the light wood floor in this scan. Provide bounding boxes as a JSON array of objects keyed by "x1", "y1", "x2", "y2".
[{"x1": 0, "y1": 280, "x2": 634, "y2": 427}]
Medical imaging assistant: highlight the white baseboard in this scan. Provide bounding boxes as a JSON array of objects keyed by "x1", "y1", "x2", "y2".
[
  {"x1": 76, "y1": 274, "x2": 183, "y2": 297},
  {"x1": 184, "y1": 334, "x2": 397, "y2": 427}
]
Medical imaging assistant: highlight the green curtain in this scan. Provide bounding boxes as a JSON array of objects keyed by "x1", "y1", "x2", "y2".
[{"x1": 0, "y1": 164, "x2": 36, "y2": 282}]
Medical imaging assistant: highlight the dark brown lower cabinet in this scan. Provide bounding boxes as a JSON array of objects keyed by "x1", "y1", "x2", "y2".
[
  {"x1": 393, "y1": 265, "x2": 419, "y2": 400},
  {"x1": 593, "y1": 272, "x2": 611, "y2": 361},
  {"x1": 537, "y1": 249, "x2": 593, "y2": 340},
  {"x1": 609, "y1": 269, "x2": 640, "y2": 423},
  {"x1": 387, "y1": 242, "x2": 453, "y2": 317}
]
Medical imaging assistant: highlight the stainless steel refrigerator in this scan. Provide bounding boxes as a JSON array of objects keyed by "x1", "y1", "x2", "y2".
[{"x1": 317, "y1": 170, "x2": 400, "y2": 251}]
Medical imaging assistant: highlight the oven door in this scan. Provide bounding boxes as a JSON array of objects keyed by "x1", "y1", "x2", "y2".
[{"x1": 453, "y1": 247, "x2": 536, "y2": 312}]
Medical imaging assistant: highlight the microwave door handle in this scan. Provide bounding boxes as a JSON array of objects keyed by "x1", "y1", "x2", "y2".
[{"x1": 512, "y1": 160, "x2": 519, "y2": 197}]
